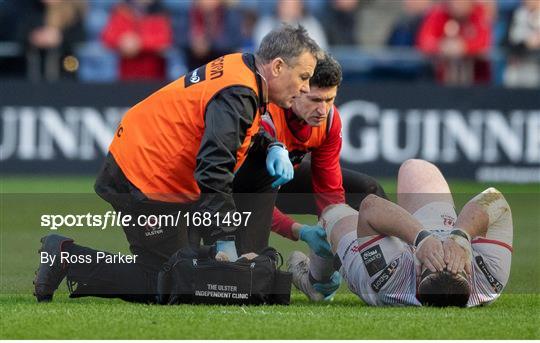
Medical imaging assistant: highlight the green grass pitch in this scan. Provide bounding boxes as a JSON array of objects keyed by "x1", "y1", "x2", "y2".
[{"x1": 1, "y1": 176, "x2": 539, "y2": 339}]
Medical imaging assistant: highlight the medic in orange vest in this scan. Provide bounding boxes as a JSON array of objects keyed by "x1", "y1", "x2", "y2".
[
  {"x1": 246, "y1": 53, "x2": 386, "y2": 256},
  {"x1": 254, "y1": 53, "x2": 386, "y2": 302},
  {"x1": 95, "y1": 25, "x2": 321, "y2": 247},
  {"x1": 34, "y1": 25, "x2": 324, "y2": 304}
]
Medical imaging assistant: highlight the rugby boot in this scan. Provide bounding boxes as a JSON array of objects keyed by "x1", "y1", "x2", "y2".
[
  {"x1": 33, "y1": 234, "x2": 74, "y2": 302},
  {"x1": 288, "y1": 251, "x2": 324, "y2": 301}
]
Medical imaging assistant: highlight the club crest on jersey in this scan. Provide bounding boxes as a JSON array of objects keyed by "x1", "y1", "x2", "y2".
[
  {"x1": 185, "y1": 65, "x2": 207, "y2": 88},
  {"x1": 441, "y1": 214, "x2": 455, "y2": 228},
  {"x1": 190, "y1": 71, "x2": 200, "y2": 83},
  {"x1": 144, "y1": 223, "x2": 163, "y2": 237}
]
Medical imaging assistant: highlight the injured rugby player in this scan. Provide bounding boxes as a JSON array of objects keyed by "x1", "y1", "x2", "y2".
[{"x1": 289, "y1": 159, "x2": 513, "y2": 307}]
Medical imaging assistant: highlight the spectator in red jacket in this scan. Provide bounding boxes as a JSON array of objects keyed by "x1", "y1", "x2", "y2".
[
  {"x1": 416, "y1": 0, "x2": 493, "y2": 84},
  {"x1": 102, "y1": 0, "x2": 172, "y2": 81}
]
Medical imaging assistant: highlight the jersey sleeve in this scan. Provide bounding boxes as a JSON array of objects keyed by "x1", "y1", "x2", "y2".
[
  {"x1": 270, "y1": 207, "x2": 298, "y2": 241},
  {"x1": 310, "y1": 106, "x2": 346, "y2": 214},
  {"x1": 467, "y1": 242, "x2": 512, "y2": 307},
  {"x1": 194, "y1": 86, "x2": 258, "y2": 244}
]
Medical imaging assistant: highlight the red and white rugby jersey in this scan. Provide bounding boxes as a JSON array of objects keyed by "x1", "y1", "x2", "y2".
[
  {"x1": 340, "y1": 230, "x2": 511, "y2": 307},
  {"x1": 428, "y1": 230, "x2": 512, "y2": 307},
  {"x1": 337, "y1": 232, "x2": 421, "y2": 307},
  {"x1": 366, "y1": 247, "x2": 420, "y2": 306}
]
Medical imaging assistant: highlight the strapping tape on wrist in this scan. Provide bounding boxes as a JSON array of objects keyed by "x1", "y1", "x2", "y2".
[
  {"x1": 414, "y1": 230, "x2": 432, "y2": 250},
  {"x1": 449, "y1": 228, "x2": 472, "y2": 258}
]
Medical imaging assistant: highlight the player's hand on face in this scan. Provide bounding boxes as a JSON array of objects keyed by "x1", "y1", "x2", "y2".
[
  {"x1": 443, "y1": 238, "x2": 472, "y2": 275},
  {"x1": 415, "y1": 236, "x2": 445, "y2": 273}
]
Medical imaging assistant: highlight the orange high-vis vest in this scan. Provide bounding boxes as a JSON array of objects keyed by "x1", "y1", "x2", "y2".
[
  {"x1": 263, "y1": 103, "x2": 329, "y2": 153},
  {"x1": 109, "y1": 54, "x2": 261, "y2": 202}
]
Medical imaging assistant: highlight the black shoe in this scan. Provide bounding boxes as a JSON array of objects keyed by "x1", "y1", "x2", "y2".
[{"x1": 33, "y1": 234, "x2": 74, "y2": 302}]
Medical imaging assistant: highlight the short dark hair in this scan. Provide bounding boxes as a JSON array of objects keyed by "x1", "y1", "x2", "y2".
[
  {"x1": 417, "y1": 270, "x2": 470, "y2": 307},
  {"x1": 256, "y1": 24, "x2": 322, "y2": 65},
  {"x1": 310, "y1": 53, "x2": 342, "y2": 88}
]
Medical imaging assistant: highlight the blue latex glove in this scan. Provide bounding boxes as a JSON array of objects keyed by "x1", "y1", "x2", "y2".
[
  {"x1": 266, "y1": 144, "x2": 294, "y2": 188},
  {"x1": 299, "y1": 224, "x2": 333, "y2": 258},
  {"x1": 313, "y1": 271, "x2": 342, "y2": 300}
]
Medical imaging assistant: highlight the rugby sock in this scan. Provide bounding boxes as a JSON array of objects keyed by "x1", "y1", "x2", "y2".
[
  {"x1": 319, "y1": 204, "x2": 357, "y2": 242},
  {"x1": 472, "y1": 187, "x2": 513, "y2": 244},
  {"x1": 308, "y1": 251, "x2": 334, "y2": 284}
]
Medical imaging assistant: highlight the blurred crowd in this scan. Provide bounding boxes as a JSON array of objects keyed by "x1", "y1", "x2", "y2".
[{"x1": 0, "y1": 0, "x2": 539, "y2": 87}]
